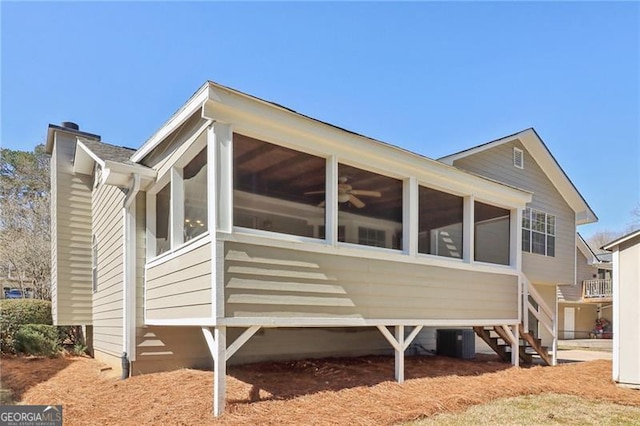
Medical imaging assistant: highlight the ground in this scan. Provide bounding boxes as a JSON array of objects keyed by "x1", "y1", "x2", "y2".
[{"x1": 1, "y1": 354, "x2": 639, "y2": 425}]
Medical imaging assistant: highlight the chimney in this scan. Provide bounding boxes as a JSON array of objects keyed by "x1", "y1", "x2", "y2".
[{"x1": 61, "y1": 121, "x2": 80, "y2": 131}]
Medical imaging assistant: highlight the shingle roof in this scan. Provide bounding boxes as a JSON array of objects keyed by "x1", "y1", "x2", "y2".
[{"x1": 79, "y1": 139, "x2": 137, "y2": 165}]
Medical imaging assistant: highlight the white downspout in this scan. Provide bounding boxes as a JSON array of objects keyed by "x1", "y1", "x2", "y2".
[{"x1": 123, "y1": 174, "x2": 141, "y2": 369}]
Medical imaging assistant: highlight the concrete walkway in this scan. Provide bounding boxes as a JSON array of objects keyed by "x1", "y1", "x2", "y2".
[{"x1": 558, "y1": 339, "x2": 612, "y2": 351}]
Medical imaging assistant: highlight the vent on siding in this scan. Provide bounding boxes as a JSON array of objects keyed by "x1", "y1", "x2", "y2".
[{"x1": 513, "y1": 147, "x2": 524, "y2": 169}]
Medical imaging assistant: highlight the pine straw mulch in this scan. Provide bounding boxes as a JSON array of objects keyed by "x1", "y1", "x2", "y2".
[{"x1": 1, "y1": 354, "x2": 639, "y2": 425}]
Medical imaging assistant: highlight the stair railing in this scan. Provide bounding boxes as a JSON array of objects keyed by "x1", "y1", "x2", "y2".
[{"x1": 521, "y1": 273, "x2": 557, "y2": 365}]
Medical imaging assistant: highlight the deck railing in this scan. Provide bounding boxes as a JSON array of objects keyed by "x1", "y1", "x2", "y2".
[{"x1": 582, "y1": 279, "x2": 612, "y2": 300}]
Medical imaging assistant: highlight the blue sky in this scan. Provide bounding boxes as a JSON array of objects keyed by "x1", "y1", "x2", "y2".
[{"x1": 1, "y1": 2, "x2": 638, "y2": 238}]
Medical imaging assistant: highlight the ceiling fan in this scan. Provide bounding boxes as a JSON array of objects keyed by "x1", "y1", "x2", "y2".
[{"x1": 305, "y1": 176, "x2": 382, "y2": 208}]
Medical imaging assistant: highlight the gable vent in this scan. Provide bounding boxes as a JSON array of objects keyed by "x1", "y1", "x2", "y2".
[{"x1": 513, "y1": 147, "x2": 524, "y2": 169}]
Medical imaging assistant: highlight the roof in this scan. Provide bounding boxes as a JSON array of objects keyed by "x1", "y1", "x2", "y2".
[
  {"x1": 577, "y1": 233, "x2": 612, "y2": 265},
  {"x1": 79, "y1": 139, "x2": 136, "y2": 165},
  {"x1": 603, "y1": 229, "x2": 640, "y2": 251},
  {"x1": 131, "y1": 81, "x2": 532, "y2": 204},
  {"x1": 438, "y1": 128, "x2": 598, "y2": 225}
]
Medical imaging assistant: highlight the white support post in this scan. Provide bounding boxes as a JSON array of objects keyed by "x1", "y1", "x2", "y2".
[
  {"x1": 207, "y1": 125, "x2": 219, "y2": 321},
  {"x1": 552, "y1": 285, "x2": 558, "y2": 366},
  {"x1": 395, "y1": 325, "x2": 405, "y2": 383},
  {"x1": 201, "y1": 326, "x2": 227, "y2": 417},
  {"x1": 213, "y1": 123, "x2": 233, "y2": 233},
  {"x1": 463, "y1": 195, "x2": 475, "y2": 264},
  {"x1": 403, "y1": 177, "x2": 418, "y2": 257},
  {"x1": 510, "y1": 207, "x2": 522, "y2": 269},
  {"x1": 326, "y1": 156, "x2": 338, "y2": 246},
  {"x1": 170, "y1": 167, "x2": 184, "y2": 247},
  {"x1": 502, "y1": 324, "x2": 519, "y2": 367}
]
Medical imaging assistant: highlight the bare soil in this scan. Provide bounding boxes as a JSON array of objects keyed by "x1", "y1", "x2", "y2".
[{"x1": 1, "y1": 354, "x2": 639, "y2": 425}]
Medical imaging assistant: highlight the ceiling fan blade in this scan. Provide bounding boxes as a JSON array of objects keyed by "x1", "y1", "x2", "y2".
[
  {"x1": 349, "y1": 195, "x2": 365, "y2": 208},
  {"x1": 350, "y1": 190, "x2": 381, "y2": 198},
  {"x1": 304, "y1": 190, "x2": 326, "y2": 195},
  {"x1": 317, "y1": 200, "x2": 326, "y2": 208}
]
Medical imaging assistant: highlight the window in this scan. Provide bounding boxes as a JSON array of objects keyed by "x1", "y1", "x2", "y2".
[
  {"x1": 337, "y1": 163, "x2": 402, "y2": 250},
  {"x1": 513, "y1": 147, "x2": 524, "y2": 169},
  {"x1": 233, "y1": 133, "x2": 325, "y2": 238},
  {"x1": 155, "y1": 183, "x2": 171, "y2": 255},
  {"x1": 522, "y1": 208, "x2": 555, "y2": 256},
  {"x1": 183, "y1": 147, "x2": 207, "y2": 242},
  {"x1": 418, "y1": 186, "x2": 463, "y2": 258},
  {"x1": 475, "y1": 202, "x2": 510, "y2": 265},
  {"x1": 92, "y1": 235, "x2": 98, "y2": 293}
]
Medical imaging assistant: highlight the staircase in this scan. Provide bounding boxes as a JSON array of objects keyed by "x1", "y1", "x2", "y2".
[
  {"x1": 474, "y1": 273, "x2": 557, "y2": 366},
  {"x1": 474, "y1": 324, "x2": 552, "y2": 365}
]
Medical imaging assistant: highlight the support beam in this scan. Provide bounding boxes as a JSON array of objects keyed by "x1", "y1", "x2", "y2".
[
  {"x1": 501, "y1": 324, "x2": 519, "y2": 367},
  {"x1": 376, "y1": 325, "x2": 424, "y2": 383},
  {"x1": 226, "y1": 326, "x2": 261, "y2": 361},
  {"x1": 201, "y1": 326, "x2": 227, "y2": 417},
  {"x1": 395, "y1": 325, "x2": 405, "y2": 383}
]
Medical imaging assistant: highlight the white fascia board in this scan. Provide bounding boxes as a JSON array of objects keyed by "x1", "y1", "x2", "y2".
[
  {"x1": 576, "y1": 233, "x2": 599, "y2": 264},
  {"x1": 202, "y1": 87, "x2": 532, "y2": 209},
  {"x1": 603, "y1": 229, "x2": 640, "y2": 250},
  {"x1": 131, "y1": 83, "x2": 211, "y2": 163},
  {"x1": 103, "y1": 160, "x2": 157, "y2": 189}
]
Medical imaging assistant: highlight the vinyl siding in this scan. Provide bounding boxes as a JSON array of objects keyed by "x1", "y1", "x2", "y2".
[
  {"x1": 617, "y1": 238, "x2": 640, "y2": 385},
  {"x1": 559, "y1": 250, "x2": 592, "y2": 302},
  {"x1": 557, "y1": 303, "x2": 598, "y2": 339},
  {"x1": 50, "y1": 133, "x2": 93, "y2": 325},
  {"x1": 92, "y1": 183, "x2": 126, "y2": 357},
  {"x1": 452, "y1": 140, "x2": 576, "y2": 285},
  {"x1": 224, "y1": 242, "x2": 519, "y2": 321},
  {"x1": 145, "y1": 242, "x2": 212, "y2": 321}
]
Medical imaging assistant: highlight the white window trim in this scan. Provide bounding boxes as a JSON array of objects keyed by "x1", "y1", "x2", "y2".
[{"x1": 522, "y1": 207, "x2": 556, "y2": 257}]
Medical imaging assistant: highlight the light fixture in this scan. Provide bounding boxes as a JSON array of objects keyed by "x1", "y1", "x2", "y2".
[{"x1": 338, "y1": 193, "x2": 350, "y2": 203}]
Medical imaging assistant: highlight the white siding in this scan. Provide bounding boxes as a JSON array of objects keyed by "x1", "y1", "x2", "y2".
[
  {"x1": 452, "y1": 140, "x2": 576, "y2": 285},
  {"x1": 92, "y1": 184, "x2": 125, "y2": 357},
  {"x1": 50, "y1": 133, "x2": 93, "y2": 325},
  {"x1": 225, "y1": 242, "x2": 519, "y2": 321}
]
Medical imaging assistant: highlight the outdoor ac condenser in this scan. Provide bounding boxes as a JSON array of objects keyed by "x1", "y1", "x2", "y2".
[{"x1": 436, "y1": 329, "x2": 476, "y2": 359}]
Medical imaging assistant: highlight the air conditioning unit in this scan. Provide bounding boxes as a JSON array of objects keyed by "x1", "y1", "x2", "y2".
[{"x1": 436, "y1": 329, "x2": 476, "y2": 359}]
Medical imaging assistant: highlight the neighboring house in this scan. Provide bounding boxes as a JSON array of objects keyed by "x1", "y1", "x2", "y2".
[
  {"x1": 604, "y1": 230, "x2": 640, "y2": 389},
  {"x1": 0, "y1": 263, "x2": 34, "y2": 299},
  {"x1": 557, "y1": 233, "x2": 612, "y2": 339},
  {"x1": 439, "y1": 129, "x2": 598, "y2": 352},
  {"x1": 46, "y1": 82, "x2": 595, "y2": 416}
]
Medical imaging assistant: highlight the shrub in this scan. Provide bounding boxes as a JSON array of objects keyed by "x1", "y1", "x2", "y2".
[
  {"x1": 0, "y1": 299, "x2": 52, "y2": 354},
  {"x1": 13, "y1": 324, "x2": 60, "y2": 357}
]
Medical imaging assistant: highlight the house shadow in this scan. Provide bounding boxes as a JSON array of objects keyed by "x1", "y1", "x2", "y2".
[
  {"x1": 227, "y1": 354, "x2": 511, "y2": 404},
  {"x1": 0, "y1": 356, "x2": 76, "y2": 402}
]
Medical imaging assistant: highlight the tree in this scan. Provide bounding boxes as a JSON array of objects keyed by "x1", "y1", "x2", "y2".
[
  {"x1": 586, "y1": 229, "x2": 623, "y2": 253},
  {"x1": 0, "y1": 145, "x2": 51, "y2": 300}
]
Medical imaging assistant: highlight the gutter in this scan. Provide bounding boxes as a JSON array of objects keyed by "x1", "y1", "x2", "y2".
[{"x1": 122, "y1": 173, "x2": 141, "y2": 377}]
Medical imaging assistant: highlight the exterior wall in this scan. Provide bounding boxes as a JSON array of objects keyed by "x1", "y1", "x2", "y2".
[
  {"x1": 92, "y1": 183, "x2": 126, "y2": 361},
  {"x1": 145, "y1": 241, "x2": 212, "y2": 321},
  {"x1": 224, "y1": 241, "x2": 519, "y2": 321},
  {"x1": 557, "y1": 302, "x2": 598, "y2": 339},
  {"x1": 616, "y1": 238, "x2": 640, "y2": 386},
  {"x1": 452, "y1": 140, "x2": 576, "y2": 285},
  {"x1": 559, "y1": 250, "x2": 593, "y2": 303},
  {"x1": 50, "y1": 133, "x2": 94, "y2": 325}
]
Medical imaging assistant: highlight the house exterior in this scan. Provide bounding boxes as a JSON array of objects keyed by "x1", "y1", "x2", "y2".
[
  {"x1": 604, "y1": 230, "x2": 640, "y2": 389},
  {"x1": 46, "y1": 82, "x2": 595, "y2": 416},
  {"x1": 557, "y1": 234, "x2": 612, "y2": 339},
  {"x1": 439, "y1": 129, "x2": 598, "y2": 350}
]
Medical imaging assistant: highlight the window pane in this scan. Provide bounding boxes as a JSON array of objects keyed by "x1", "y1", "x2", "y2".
[
  {"x1": 522, "y1": 229, "x2": 530, "y2": 252},
  {"x1": 418, "y1": 186, "x2": 463, "y2": 258},
  {"x1": 156, "y1": 183, "x2": 171, "y2": 255},
  {"x1": 531, "y1": 232, "x2": 546, "y2": 255},
  {"x1": 474, "y1": 202, "x2": 510, "y2": 265},
  {"x1": 546, "y1": 235, "x2": 555, "y2": 257},
  {"x1": 233, "y1": 133, "x2": 325, "y2": 238},
  {"x1": 522, "y1": 208, "x2": 531, "y2": 230},
  {"x1": 337, "y1": 164, "x2": 402, "y2": 250},
  {"x1": 358, "y1": 227, "x2": 386, "y2": 248},
  {"x1": 547, "y1": 215, "x2": 555, "y2": 236},
  {"x1": 183, "y1": 147, "x2": 207, "y2": 242},
  {"x1": 532, "y1": 210, "x2": 546, "y2": 232}
]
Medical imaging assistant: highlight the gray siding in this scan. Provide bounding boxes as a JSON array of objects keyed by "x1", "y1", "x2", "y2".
[
  {"x1": 92, "y1": 184, "x2": 126, "y2": 357},
  {"x1": 453, "y1": 140, "x2": 576, "y2": 285},
  {"x1": 225, "y1": 242, "x2": 519, "y2": 321},
  {"x1": 50, "y1": 133, "x2": 93, "y2": 325},
  {"x1": 145, "y1": 242, "x2": 212, "y2": 320}
]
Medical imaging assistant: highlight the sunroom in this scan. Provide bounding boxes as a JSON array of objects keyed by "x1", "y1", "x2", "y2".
[{"x1": 137, "y1": 82, "x2": 532, "y2": 414}]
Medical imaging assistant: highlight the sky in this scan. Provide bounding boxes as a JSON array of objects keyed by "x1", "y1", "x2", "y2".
[{"x1": 1, "y1": 2, "x2": 638, "y2": 239}]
